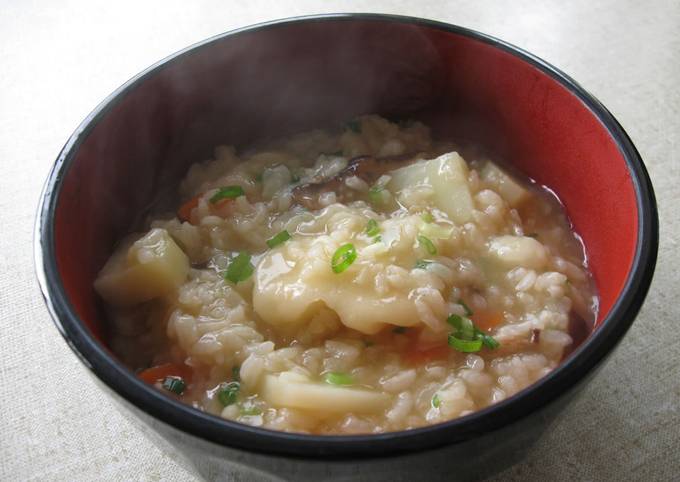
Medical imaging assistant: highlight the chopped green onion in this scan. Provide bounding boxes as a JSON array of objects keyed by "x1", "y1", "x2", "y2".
[
  {"x1": 324, "y1": 372, "x2": 354, "y2": 386},
  {"x1": 240, "y1": 405, "x2": 263, "y2": 416},
  {"x1": 421, "y1": 212, "x2": 435, "y2": 223},
  {"x1": 218, "y1": 381, "x2": 240, "y2": 406},
  {"x1": 162, "y1": 376, "x2": 186, "y2": 395},
  {"x1": 368, "y1": 186, "x2": 385, "y2": 205},
  {"x1": 225, "y1": 252, "x2": 254, "y2": 283},
  {"x1": 477, "y1": 331, "x2": 501, "y2": 350},
  {"x1": 266, "y1": 230, "x2": 291, "y2": 248},
  {"x1": 365, "y1": 219, "x2": 380, "y2": 237},
  {"x1": 447, "y1": 314, "x2": 500, "y2": 352},
  {"x1": 417, "y1": 235, "x2": 437, "y2": 255},
  {"x1": 346, "y1": 119, "x2": 361, "y2": 133},
  {"x1": 447, "y1": 314, "x2": 475, "y2": 340},
  {"x1": 448, "y1": 334, "x2": 483, "y2": 352},
  {"x1": 431, "y1": 393, "x2": 441, "y2": 408},
  {"x1": 290, "y1": 174, "x2": 301, "y2": 183},
  {"x1": 392, "y1": 326, "x2": 408, "y2": 334},
  {"x1": 331, "y1": 243, "x2": 357, "y2": 273},
  {"x1": 372, "y1": 235, "x2": 382, "y2": 244},
  {"x1": 414, "y1": 259, "x2": 432, "y2": 270},
  {"x1": 210, "y1": 185, "x2": 244, "y2": 203},
  {"x1": 231, "y1": 365, "x2": 240, "y2": 381},
  {"x1": 458, "y1": 299, "x2": 473, "y2": 317}
]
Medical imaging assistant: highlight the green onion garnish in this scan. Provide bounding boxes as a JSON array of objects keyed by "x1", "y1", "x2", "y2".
[
  {"x1": 331, "y1": 243, "x2": 357, "y2": 273},
  {"x1": 431, "y1": 393, "x2": 441, "y2": 408},
  {"x1": 290, "y1": 174, "x2": 301, "y2": 184},
  {"x1": 421, "y1": 212, "x2": 435, "y2": 223},
  {"x1": 218, "y1": 381, "x2": 240, "y2": 406},
  {"x1": 414, "y1": 259, "x2": 432, "y2": 270},
  {"x1": 225, "y1": 252, "x2": 254, "y2": 283},
  {"x1": 210, "y1": 185, "x2": 244, "y2": 203},
  {"x1": 346, "y1": 119, "x2": 361, "y2": 133},
  {"x1": 418, "y1": 235, "x2": 437, "y2": 255},
  {"x1": 447, "y1": 314, "x2": 475, "y2": 340},
  {"x1": 365, "y1": 219, "x2": 380, "y2": 237},
  {"x1": 266, "y1": 230, "x2": 291, "y2": 248},
  {"x1": 372, "y1": 235, "x2": 382, "y2": 244},
  {"x1": 232, "y1": 365, "x2": 240, "y2": 381},
  {"x1": 324, "y1": 372, "x2": 354, "y2": 386},
  {"x1": 478, "y1": 332, "x2": 501, "y2": 350},
  {"x1": 368, "y1": 186, "x2": 384, "y2": 205},
  {"x1": 162, "y1": 376, "x2": 186, "y2": 395},
  {"x1": 458, "y1": 299, "x2": 473, "y2": 317},
  {"x1": 446, "y1": 314, "x2": 500, "y2": 352},
  {"x1": 448, "y1": 334, "x2": 484, "y2": 352},
  {"x1": 393, "y1": 326, "x2": 408, "y2": 334},
  {"x1": 240, "y1": 406, "x2": 263, "y2": 416}
]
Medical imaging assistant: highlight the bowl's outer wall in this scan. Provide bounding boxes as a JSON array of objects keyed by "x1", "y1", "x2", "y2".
[
  {"x1": 54, "y1": 18, "x2": 636, "y2": 341},
  {"x1": 39, "y1": 15, "x2": 656, "y2": 462}
]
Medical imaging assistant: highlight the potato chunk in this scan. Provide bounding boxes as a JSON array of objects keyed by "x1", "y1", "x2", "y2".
[
  {"x1": 480, "y1": 161, "x2": 531, "y2": 207},
  {"x1": 487, "y1": 235, "x2": 548, "y2": 270},
  {"x1": 260, "y1": 372, "x2": 389, "y2": 413},
  {"x1": 388, "y1": 152, "x2": 474, "y2": 224},
  {"x1": 94, "y1": 228, "x2": 189, "y2": 306}
]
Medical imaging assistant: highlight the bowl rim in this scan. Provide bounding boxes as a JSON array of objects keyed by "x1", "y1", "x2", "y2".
[{"x1": 34, "y1": 12, "x2": 658, "y2": 459}]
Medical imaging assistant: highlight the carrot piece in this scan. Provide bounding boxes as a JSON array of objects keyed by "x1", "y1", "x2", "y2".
[
  {"x1": 138, "y1": 363, "x2": 193, "y2": 384},
  {"x1": 472, "y1": 310, "x2": 504, "y2": 332},
  {"x1": 177, "y1": 196, "x2": 200, "y2": 223},
  {"x1": 403, "y1": 345, "x2": 450, "y2": 365}
]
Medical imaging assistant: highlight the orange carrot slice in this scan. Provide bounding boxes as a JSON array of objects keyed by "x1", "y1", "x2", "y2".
[
  {"x1": 177, "y1": 196, "x2": 200, "y2": 223},
  {"x1": 138, "y1": 363, "x2": 193, "y2": 384}
]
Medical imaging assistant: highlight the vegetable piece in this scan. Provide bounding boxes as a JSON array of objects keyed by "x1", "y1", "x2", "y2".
[
  {"x1": 94, "y1": 228, "x2": 190, "y2": 306},
  {"x1": 231, "y1": 366, "x2": 241, "y2": 381},
  {"x1": 421, "y1": 212, "x2": 434, "y2": 223},
  {"x1": 431, "y1": 393, "x2": 441, "y2": 408},
  {"x1": 447, "y1": 314, "x2": 500, "y2": 352},
  {"x1": 162, "y1": 376, "x2": 186, "y2": 395},
  {"x1": 324, "y1": 372, "x2": 354, "y2": 386},
  {"x1": 177, "y1": 195, "x2": 200, "y2": 223},
  {"x1": 365, "y1": 219, "x2": 380, "y2": 237},
  {"x1": 266, "y1": 230, "x2": 291, "y2": 248},
  {"x1": 487, "y1": 235, "x2": 548, "y2": 270},
  {"x1": 218, "y1": 381, "x2": 240, "y2": 406},
  {"x1": 260, "y1": 372, "x2": 389, "y2": 413},
  {"x1": 448, "y1": 334, "x2": 484, "y2": 353},
  {"x1": 331, "y1": 243, "x2": 357, "y2": 273},
  {"x1": 138, "y1": 363, "x2": 192, "y2": 385},
  {"x1": 225, "y1": 252, "x2": 254, "y2": 283},
  {"x1": 389, "y1": 152, "x2": 474, "y2": 224},
  {"x1": 480, "y1": 161, "x2": 530, "y2": 207},
  {"x1": 403, "y1": 345, "x2": 450, "y2": 365},
  {"x1": 210, "y1": 185, "x2": 244, "y2": 203},
  {"x1": 447, "y1": 314, "x2": 475, "y2": 340},
  {"x1": 368, "y1": 186, "x2": 385, "y2": 205},
  {"x1": 417, "y1": 235, "x2": 437, "y2": 255},
  {"x1": 458, "y1": 299, "x2": 473, "y2": 317},
  {"x1": 240, "y1": 406, "x2": 263, "y2": 416}
]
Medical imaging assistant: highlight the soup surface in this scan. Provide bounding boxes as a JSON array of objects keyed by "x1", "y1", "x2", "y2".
[{"x1": 95, "y1": 115, "x2": 597, "y2": 434}]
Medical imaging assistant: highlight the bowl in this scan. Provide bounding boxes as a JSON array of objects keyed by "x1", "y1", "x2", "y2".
[{"x1": 35, "y1": 13, "x2": 658, "y2": 480}]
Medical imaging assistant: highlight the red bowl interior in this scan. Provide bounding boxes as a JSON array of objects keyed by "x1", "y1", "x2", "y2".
[{"x1": 53, "y1": 18, "x2": 638, "y2": 344}]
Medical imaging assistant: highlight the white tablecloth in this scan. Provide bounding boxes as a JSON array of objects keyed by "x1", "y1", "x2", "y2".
[{"x1": 1, "y1": 1, "x2": 678, "y2": 480}]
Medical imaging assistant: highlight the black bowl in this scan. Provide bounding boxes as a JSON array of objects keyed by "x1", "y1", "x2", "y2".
[{"x1": 35, "y1": 14, "x2": 658, "y2": 480}]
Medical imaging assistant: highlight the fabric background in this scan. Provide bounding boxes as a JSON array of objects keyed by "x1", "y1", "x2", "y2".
[{"x1": 1, "y1": 0, "x2": 678, "y2": 480}]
